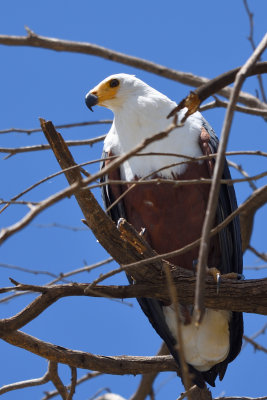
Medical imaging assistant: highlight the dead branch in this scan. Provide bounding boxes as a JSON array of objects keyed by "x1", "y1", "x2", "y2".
[
  {"x1": 0, "y1": 135, "x2": 106, "y2": 158},
  {"x1": 0, "y1": 29, "x2": 266, "y2": 110},
  {"x1": 0, "y1": 330, "x2": 177, "y2": 375},
  {"x1": 66, "y1": 367, "x2": 77, "y2": 400},
  {"x1": 0, "y1": 258, "x2": 113, "y2": 305},
  {"x1": 247, "y1": 245, "x2": 267, "y2": 262},
  {"x1": 0, "y1": 365, "x2": 50, "y2": 395},
  {"x1": 0, "y1": 272, "x2": 266, "y2": 337},
  {"x1": 48, "y1": 362, "x2": 68, "y2": 400},
  {"x1": 243, "y1": 335, "x2": 267, "y2": 354},
  {"x1": 0, "y1": 262, "x2": 58, "y2": 278},
  {"x1": 42, "y1": 372, "x2": 102, "y2": 400},
  {"x1": 194, "y1": 34, "x2": 267, "y2": 324},
  {"x1": 200, "y1": 97, "x2": 267, "y2": 116},
  {"x1": 0, "y1": 120, "x2": 111, "y2": 135},
  {"x1": 227, "y1": 160, "x2": 257, "y2": 191},
  {"x1": 168, "y1": 61, "x2": 267, "y2": 120}
]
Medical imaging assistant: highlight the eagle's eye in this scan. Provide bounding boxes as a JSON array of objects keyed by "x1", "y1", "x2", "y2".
[{"x1": 109, "y1": 79, "x2": 120, "y2": 88}]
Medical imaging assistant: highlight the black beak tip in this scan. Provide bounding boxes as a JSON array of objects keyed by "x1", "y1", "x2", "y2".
[{"x1": 85, "y1": 93, "x2": 98, "y2": 112}]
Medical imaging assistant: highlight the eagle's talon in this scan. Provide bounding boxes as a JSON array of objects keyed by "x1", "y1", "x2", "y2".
[
  {"x1": 216, "y1": 273, "x2": 221, "y2": 295},
  {"x1": 208, "y1": 267, "x2": 221, "y2": 293}
]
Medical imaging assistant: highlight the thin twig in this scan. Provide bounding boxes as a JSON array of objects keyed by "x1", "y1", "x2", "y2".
[
  {"x1": 0, "y1": 135, "x2": 106, "y2": 158},
  {"x1": 0, "y1": 120, "x2": 111, "y2": 135},
  {"x1": 243, "y1": 335, "x2": 267, "y2": 354},
  {"x1": 0, "y1": 262, "x2": 58, "y2": 278},
  {"x1": 0, "y1": 366, "x2": 50, "y2": 395},
  {"x1": 227, "y1": 160, "x2": 257, "y2": 191},
  {"x1": 200, "y1": 97, "x2": 267, "y2": 116},
  {"x1": 0, "y1": 258, "x2": 113, "y2": 304},
  {"x1": 66, "y1": 367, "x2": 77, "y2": 400},
  {"x1": 177, "y1": 386, "x2": 198, "y2": 400},
  {"x1": 42, "y1": 372, "x2": 102, "y2": 400},
  {"x1": 48, "y1": 362, "x2": 68, "y2": 400},
  {"x1": 248, "y1": 245, "x2": 267, "y2": 262}
]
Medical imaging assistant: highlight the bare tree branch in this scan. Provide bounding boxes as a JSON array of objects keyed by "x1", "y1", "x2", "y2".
[
  {"x1": 227, "y1": 159, "x2": 257, "y2": 191},
  {"x1": 66, "y1": 367, "x2": 77, "y2": 400},
  {"x1": 0, "y1": 365, "x2": 50, "y2": 395},
  {"x1": 243, "y1": 335, "x2": 267, "y2": 354},
  {"x1": 0, "y1": 29, "x2": 266, "y2": 110},
  {"x1": 0, "y1": 120, "x2": 111, "y2": 135},
  {"x1": 42, "y1": 372, "x2": 102, "y2": 400},
  {"x1": 200, "y1": 97, "x2": 267, "y2": 116},
  {"x1": 0, "y1": 272, "x2": 267, "y2": 339},
  {"x1": 48, "y1": 362, "x2": 68, "y2": 400},
  {"x1": 194, "y1": 33, "x2": 267, "y2": 323},
  {"x1": 247, "y1": 245, "x2": 267, "y2": 262},
  {"x1": 0, "y1": 135, "x2": 106, "y2": 158},
  {"x1": 1, "y1": 330, "x2": 178, "y2": 375}
]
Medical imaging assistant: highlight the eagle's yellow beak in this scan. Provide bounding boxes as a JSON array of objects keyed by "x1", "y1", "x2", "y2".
[{"x1": 85, "y1": 78, "x2": 120, "y2": 111}]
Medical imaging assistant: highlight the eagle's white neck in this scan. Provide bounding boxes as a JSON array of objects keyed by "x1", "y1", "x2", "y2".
[{"x1": 104, "y1": 89, "x2": 204, "y2": 181}]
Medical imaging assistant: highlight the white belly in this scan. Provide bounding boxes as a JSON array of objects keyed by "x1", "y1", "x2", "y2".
[{"x1": 162, "y1": 306, "x2": 231, "y2": 371}]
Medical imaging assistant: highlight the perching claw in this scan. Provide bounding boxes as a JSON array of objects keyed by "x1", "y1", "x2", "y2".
[{"x1": 208, "y1": 267, "x2": 221, "y2": 294}]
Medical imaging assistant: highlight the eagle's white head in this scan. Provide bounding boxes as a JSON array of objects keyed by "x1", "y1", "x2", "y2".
[
  {"x1": 85, "y1": 73, "x2": 173, "y2": 113},
  {"x1": 85, "y1": 74, "x2": 204, "y2": 180}
]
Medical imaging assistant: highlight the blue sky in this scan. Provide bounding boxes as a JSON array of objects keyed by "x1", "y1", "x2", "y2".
[{"x1": 0, "y1": 1, "x2": 267, "y2": 399}]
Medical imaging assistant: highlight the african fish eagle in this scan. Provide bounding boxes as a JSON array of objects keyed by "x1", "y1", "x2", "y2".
[{"x1": 85, "y1": 73, "x2": 243, "y2": 388}]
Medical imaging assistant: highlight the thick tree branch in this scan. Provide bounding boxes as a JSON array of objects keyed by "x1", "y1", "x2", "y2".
[
  {"x1": 48, "y1": 362, "x2": 68, "y2": 400},
  {"x1": 168, "y1": 61, "x2": 267, "y2": 120},
  {"x1": 0, "y1": 29, "x2": 266, "y2": 110},
  {"x1": 0, "y1": 330, "x2": 177, "y2": 375},
  {"x1": 0, "y1": 272, "x2": 266, "y2": 340},
  {"x1": 200, "y1": 97, "x2": 267, "y2": 117}
]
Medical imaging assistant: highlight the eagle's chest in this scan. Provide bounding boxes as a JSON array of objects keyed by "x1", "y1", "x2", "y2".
[{"x1": 121, "y1": 161, "x2": 219, "y2": 270}]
